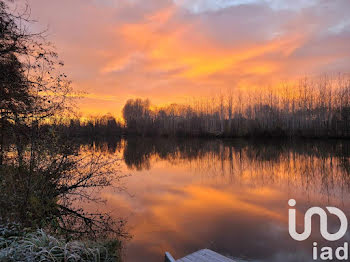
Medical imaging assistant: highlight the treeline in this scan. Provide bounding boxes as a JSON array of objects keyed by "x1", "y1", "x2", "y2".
[
  {"x1": 49, "y1": 115, "x2": 123, "y2": 139},
  {"x1": 122, "y1": 76, "x2": 350, "y2": 138}
]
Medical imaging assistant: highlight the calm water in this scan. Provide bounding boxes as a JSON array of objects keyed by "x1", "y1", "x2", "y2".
[{"x1": 79, "y1": 138, "x2": 350, "y2": 262}]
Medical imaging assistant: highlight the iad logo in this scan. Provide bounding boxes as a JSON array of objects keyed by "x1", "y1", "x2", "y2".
[
  {"x1": 288, "y1": 199, "x2": 348, "y2": 241},
  {"x1": 288, "y1": 199, "x2": 349, "y2": 261}
]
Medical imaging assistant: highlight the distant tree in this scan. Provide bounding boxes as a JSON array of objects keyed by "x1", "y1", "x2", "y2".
[
  {"x1": 122, "y1": 98, "x2": 151, "y2": 134},
  {"x1": 121, "y1": 75, "x2": 350, "y2": 138}
]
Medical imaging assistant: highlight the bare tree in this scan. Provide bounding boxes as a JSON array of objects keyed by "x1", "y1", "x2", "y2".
[{"x1": 121, "y1": 75, "x2": 350, "y2": 138}]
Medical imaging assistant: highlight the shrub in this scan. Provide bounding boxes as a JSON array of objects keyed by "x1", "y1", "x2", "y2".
[{"x1": 0, "y1": 227, "x2": 121, "y2": 262}]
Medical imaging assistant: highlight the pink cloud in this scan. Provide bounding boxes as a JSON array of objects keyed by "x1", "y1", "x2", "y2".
[{"x1": 27, "y1": 0, "x2": 350, "y2": 116}]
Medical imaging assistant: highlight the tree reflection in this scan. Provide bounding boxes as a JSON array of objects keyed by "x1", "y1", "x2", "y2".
[{"x1": 121, "y1": 138, "x2": 350, "y2": 197}]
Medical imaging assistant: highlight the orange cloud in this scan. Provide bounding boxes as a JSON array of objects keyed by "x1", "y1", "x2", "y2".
[{"x1": 28, "y1": 0, "x2": 350, "y2": 116}]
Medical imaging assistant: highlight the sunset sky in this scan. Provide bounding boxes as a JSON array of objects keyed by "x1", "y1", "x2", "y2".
[{"x1": 28, "y1": 0, "x2": 350, "y2": 117}]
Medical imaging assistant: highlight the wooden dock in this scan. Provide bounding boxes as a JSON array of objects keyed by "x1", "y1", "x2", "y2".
[{"x1": 165, "y1": 249, "x2": 235, "y2": 262}]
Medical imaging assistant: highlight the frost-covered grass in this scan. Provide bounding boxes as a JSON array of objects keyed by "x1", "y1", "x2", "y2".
[{"x1": 0, "y1": 224, "x2": 122, "y2": 262}]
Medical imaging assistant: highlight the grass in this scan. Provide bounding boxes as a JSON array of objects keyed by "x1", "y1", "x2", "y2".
[{"x1": 0, "y1": 224, "x2": 122, "y2": 262}]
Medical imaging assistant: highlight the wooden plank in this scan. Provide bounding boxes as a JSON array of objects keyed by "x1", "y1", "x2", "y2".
[
  {"x1": 176, "y1": 256, "x2": 192, "y2": 262},
  {"x1": 176, "y1": 249, "x2": 235, "y2": 262},
  {"x1": 194, "y1": 250, "x2": 225, "y2": 262},
  {"x1": 165, "y1": 252, "x2": 176, "y2": 262},
  {"x1": 203, "y1": 249, "x2": 234, "y2": 262}
]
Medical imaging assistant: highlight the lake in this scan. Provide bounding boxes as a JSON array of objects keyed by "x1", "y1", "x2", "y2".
[{"x1": 78, "y1": 138, "x2": 350, "y2": 262}]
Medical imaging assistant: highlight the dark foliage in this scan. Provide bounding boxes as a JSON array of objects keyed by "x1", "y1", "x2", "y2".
[
  {"x1": 0, "y1": 0, "x2": 128, "y2": 245},
  {"x1": 122, "y1": 77, "x2": 350, "y2": 138}
]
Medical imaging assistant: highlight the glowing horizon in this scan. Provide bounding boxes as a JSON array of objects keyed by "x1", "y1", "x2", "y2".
[{"x1": 27, "y1": 0, "x2": 350, "y2": 117}]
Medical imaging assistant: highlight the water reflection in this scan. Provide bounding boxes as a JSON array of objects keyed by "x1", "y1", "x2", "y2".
[{"x1": 83, "y1": 138, "x2": 350, "y2": 262}]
